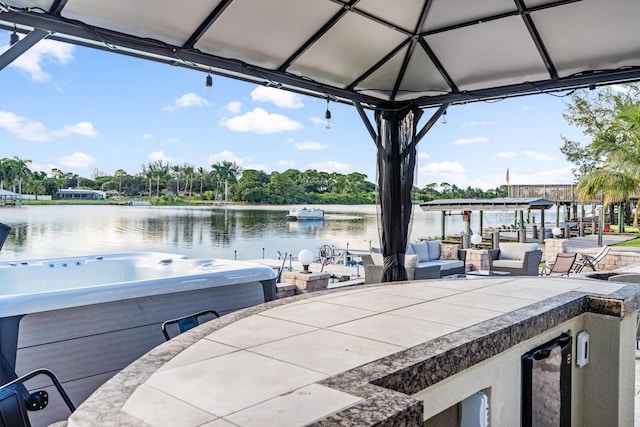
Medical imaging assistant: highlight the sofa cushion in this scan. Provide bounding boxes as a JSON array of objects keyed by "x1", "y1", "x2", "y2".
[
  {"x1": 410, "y1": 241, "x2": 430, "y2": 262},
  {"x1": 492, "y1": 259, "x2": 524, "y2": 269},
  {"x1": 405, "y1": 254, "x2": 419, "y2": 269},
  {"x1": 406, "y1": 244, "x2": 415, "y2": 256},
  {"x1": 426, "y1": 240, "x2": 441, "y2": 261},
  {"x1": 424, "y1": 260, "x2": 464, "y2": 271},
  {"x1": 498, "y1": 243, "x2": 539, "y2": 260}
]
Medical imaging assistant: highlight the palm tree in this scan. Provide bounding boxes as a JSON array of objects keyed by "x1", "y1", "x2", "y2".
[
  {"x1": 3, "y1": 157, "x2": 32, "y2": 194},
  {"x1": 575, "y1": 105, "x2": 640, "y2": 230},
  {"x1": 114, "y1": 169, "x2": 127, "y2": 196},
  {"x1": 197, "y1": 166, "x2": 207, "y2": 196},
  {"x1": 211, "y1": 161, "x2": 242, "y2": 201},
  {"x1": 183, "y1": 164, "x2": 195, "y2": 197},
  {"x1": 25, "y1": 177, "x2": 46, "y2": 200},
  {"x1": 171, "y1": 165, "x2": 182, "y2": 196}
]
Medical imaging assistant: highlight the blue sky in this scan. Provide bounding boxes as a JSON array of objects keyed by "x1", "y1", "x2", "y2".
[{"x1": 1, "y1": 30, "x2": 590, "y2": 190}]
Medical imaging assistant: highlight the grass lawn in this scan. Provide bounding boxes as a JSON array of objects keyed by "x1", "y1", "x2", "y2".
[{"x1": 612, "y1": 237, "x2": 640, "y2": 247}]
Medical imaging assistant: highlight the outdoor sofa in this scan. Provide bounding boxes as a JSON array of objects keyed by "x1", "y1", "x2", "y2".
[
  {"x1": 363, "y1": 240, "x2": 464, "y2": 284},
  {"x1": 488, "y1": 242, "x2": 542, "y2": 276}
]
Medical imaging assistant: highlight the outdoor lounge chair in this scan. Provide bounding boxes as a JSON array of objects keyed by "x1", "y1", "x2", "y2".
[
  {"x1": 541, "y1": 252, "x2": 577, "y2": 277},
  {"x1": 573, "y1": 246, "x2": 611, "y2": 273},
  {"x1": 488, "y1": 242, "x2": 542, "y2": 276}
]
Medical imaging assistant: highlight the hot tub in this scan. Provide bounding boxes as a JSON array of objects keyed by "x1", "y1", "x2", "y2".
[{"x1": 0, "y1": 252, "x2": 277, "y2": 425}]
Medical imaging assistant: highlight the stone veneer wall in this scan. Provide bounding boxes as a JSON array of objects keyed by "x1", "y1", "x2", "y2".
[{"x1": 544, "y1": 238, "x2": 640, "y2": 271}]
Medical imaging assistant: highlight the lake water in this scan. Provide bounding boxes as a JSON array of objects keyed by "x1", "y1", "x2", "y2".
[{"x1": 0, "y1": 204, "x2": 557, "y2": 261}]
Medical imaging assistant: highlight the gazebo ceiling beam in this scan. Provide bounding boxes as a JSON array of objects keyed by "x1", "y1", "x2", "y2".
[
  {"x1": 514, "y1": 0, "x2": 558, "y2": 79},
  {"x1": 390, "y1": 0, "x2": 433, "y2": 101},
  {"x1": 279, "y1": 0, "x2": 361, "y2": 72},
  {"x1": 183, "y1": 0, "x2": 234, "y2": 49},
  {"x1": 0, "y1": 27, "x2": 49, "y2": 72}
]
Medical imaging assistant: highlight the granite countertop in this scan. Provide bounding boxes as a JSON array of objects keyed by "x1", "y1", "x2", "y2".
[{"x1": 67, "y1": 276, "x2": 640, "y2": 427}]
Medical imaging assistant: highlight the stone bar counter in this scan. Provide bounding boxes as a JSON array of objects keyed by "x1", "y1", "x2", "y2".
[{"x1": 67, "y1": 276, "x2": 640, "y2": 426}]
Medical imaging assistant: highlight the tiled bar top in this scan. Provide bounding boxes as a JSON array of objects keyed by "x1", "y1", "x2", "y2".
[{"x1": 67, "y1": 277, "x2": 640, "y2": 427}]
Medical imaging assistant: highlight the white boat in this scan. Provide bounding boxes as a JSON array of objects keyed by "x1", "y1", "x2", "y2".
[{"x1": 286, "y1": 207, "x2": 325, "y2": 221}]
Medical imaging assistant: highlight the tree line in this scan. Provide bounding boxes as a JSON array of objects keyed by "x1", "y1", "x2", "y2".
[{"x1": 0, "y1": 156, "x2": 507, "y2": 205}]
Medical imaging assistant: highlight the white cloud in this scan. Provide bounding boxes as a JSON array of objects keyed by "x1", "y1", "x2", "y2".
[
  {"x1": 207, "y1": 150, "x2": 251, "y2": 166},
  {"x1": 58, "y1": 152, "x2": 95, "y2": 169},
  {"x1": 226, "y1": 101, "x2": 242, "y2": 114},
  {"x1": 244, "y1": 163, "x2": 268, "y2": 171},
  {"x1": 251, "y1": 86, "x2": 304, "y2": 109},
  {"x1": 505, "y1": 166, "x2": 574, "y2": 186},
  {"x1": 307, "y1": 161, "x2": 350, "y2": 172},
  {"x1": 418, "y1": 161, "x2": 465, "y2": 175},
  {"x1": 30, "y1": 162, "x2": 57, "y2": 174},
  {"x1": 5, "y1": 39, "x2": 74, "y2": 82},
  {"x1": 295, "y1": 141, "x2": 327, "y2": 150},
  {"x1": 52, "y1": 122, "x2": 98, "y2": 138},
  {"x1": 279, "y1": 160, "x2": 295, "y2": 167},
  {"x1": 520, "y1": 105, "x2": 535, "y2": 111},
  {"x1": 220, "y1": 108, "x2": 302, "y2": 134},
  {"x1": 143, "y1": 133, "x2": 153, "y2": 140},
  {"x1": 148, "y1": 151, "x2": 174, "y2": 162},
  {"x1": 162, "y1": 93, "x2": 211, "y2": 111},
  {"x1": 308, "y1": 116, "x2": 326, "y2": 127},
  {"x1": 417, "y1": 152, "x2": 431, "y2": 159},
  {"x1": 0, "y1": 111, "x2": 97, "y2": 141},
  {"x1": 496, "y1": 151, "x2": 517, "y2": 158},
  {"x1": 524, "y1": 150, "x2": 555, "y2": 161},
  {"x1": 609, "y1": 85, "x2": 630, "y2": 93},
  {"x1": 453, "y1": 136, "x2": 488, "y2": 145},
  {"x1": 462, "y1": 121, "x2": 494, "y2": 127},
  {"x1": 166, "y1": 137, "x2": 180, "y2": 143}
]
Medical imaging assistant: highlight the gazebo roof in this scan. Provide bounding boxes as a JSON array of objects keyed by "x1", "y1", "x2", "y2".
[
  {"x1": 1, "y1": 0, "x2": 640, "y2": 110},
  {"x1": 420, "y1": 197, "x2": 555, "y2": 211}
]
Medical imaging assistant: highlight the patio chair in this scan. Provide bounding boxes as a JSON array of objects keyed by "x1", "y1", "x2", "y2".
[
  {"x1": 573, "y1": 246, "x2": 611, "y2": 273},
  {"x1": 162, "y1": 309, "x2": 220, "y2": 340},
  {"x1": 0, "y1": 368, "x2": 75, "y2": 427},
  {"x1": 541, "y1": 253, "x2": 577, "y2": 277}
]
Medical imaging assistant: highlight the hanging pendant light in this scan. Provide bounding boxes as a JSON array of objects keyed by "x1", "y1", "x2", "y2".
[{"x1": 325, "y1": 99, "x2": 332, "y2": 129}]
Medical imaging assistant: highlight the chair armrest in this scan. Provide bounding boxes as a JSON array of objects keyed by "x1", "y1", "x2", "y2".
[
  {"x1": 523, "y1": 250, "x2": 543, "y2": 276},
  {"x1": 487, "y1": 249, "x2": 500, "y2": 265}
]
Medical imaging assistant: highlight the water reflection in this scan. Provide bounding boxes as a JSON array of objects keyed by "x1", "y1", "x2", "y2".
[{"x1": 0, "y1": 204, "x2": 509, "y2": 261}]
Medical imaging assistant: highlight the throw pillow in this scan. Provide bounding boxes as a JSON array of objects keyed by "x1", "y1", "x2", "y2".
[
  {"x1": 410, "y1": 241, "x2": 430, "y2": 262},
  {"x1": 440, "y1": 243, "x2": 459, "y2": 260},
  {"x1": 426, "y1": 240, "x2": 441, "y2": 261}
]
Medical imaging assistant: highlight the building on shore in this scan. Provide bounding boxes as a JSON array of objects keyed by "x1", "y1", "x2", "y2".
[{"x1": 57, "y1": 188, "x2": 106, "y2": 200}]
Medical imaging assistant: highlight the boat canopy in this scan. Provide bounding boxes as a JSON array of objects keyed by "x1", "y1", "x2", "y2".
[{"x1": 420, "y1": 198, "x2": 555, "y2": 212}]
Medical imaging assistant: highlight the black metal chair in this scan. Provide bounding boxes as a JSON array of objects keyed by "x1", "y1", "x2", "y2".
[
  {"x1": 161, "y1": 309, "x2": 220, "y2": 341},
  {"x1": 0, "y1": 223, "x2": 10, "y2": 252},
  {"x1": 0, "y1": 368, "x2": 75, "y2": 427}
]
